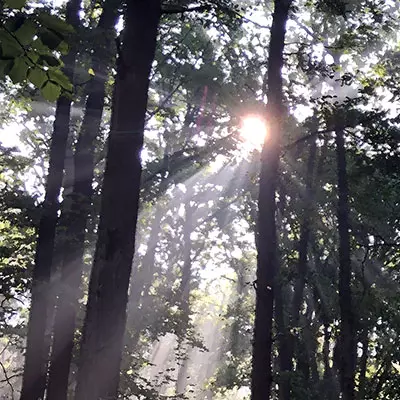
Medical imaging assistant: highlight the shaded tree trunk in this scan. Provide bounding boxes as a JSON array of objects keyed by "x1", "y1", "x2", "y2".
[
  {"x1": 174, "y1": 200, "x2": 194, "y2": 396},
  {"x1": 122, "y1": 203, "x2": 165, "y2": 363},
  {"x1": 46, "y1": 3, "x2": 120, "y2": 399},
  {"x1": 335, "y1": 126, "x2": 356, "y2": 400},
  {"x1": 251, "y1": 1, "x2": 292, "y2": 399},
  {"x1": 74, "y1": 2, "x2": 161, "y2": 399},
  {"x1": 279, "y1": 132, "x2": 318, "y2": 398},
  {"x1": 20, "y1": 2, "x2": 80, "y2": 398}
]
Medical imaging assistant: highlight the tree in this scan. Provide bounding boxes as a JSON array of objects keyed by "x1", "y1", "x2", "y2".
[
  {"x1": 335, "y1": 115, "x2": 356, "y2": 400},
  {"x1": 20, "y1": 1, "x2": 80, "y2": 398},
  {"x1": 251, "y1": 1, "x2": 293, "y2": 399},
  {"x1": 74, "y1": 1, "x2": 162, "y2": 399},
  {"x1": 46, "y1": 1, "x2": 120, "y2": 399}
]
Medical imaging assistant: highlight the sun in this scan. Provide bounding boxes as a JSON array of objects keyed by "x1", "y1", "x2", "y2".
[{"x1": 240, "y1": 115, "x2": 267, "y2": 150}]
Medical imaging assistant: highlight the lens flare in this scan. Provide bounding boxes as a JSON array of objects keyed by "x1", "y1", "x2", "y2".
[{"x1": 240, "y1": 115, "x2": 267, "y2": 150}]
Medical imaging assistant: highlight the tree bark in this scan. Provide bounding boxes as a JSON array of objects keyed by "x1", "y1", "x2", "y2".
[
  {"x1": 20, "y1": 1, "x2": 80, "y2": 399},
  {"x1": 46, "y1": 3, "x2": 119, "y2": 399},
  {"x1": 335, "y1": 126, "x2": 356, "y2": 400},
  {"x1": 251, "y1": 1, "x2": 292, "y2": 399},
  {"x1": 74, "y1": 1, "x2": 161, "y2": 399}
]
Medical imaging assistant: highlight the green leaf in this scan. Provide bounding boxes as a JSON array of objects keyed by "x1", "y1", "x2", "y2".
[
  {"x1": 57, "y1": 40, "x2": 69, "y2": 55},
  {"x1": 8, "y1": 58, "x2": 29, "y2": 83},
  {"x1": 25, "y1": 50, "x2": 39, "y2": 65},
  {"x1": 4, "y1": 15, "x2": 26, "y2": 32},
  {"x1": 5, "y1": 0, "x2": 27, "y2": 10},
  {"x1": 27, "y1": 66, "x2": 47, "y2": 88},
  {"x1": 37, "y1": 12, "x2": 74, "y2": 34},
  {"x1": 31, "y1": 38, "x2": 49, "y2": 54},
  {"x1": 40, "y1": 54, "x2": 61, "y2": 67},
  {"x1": 15, "y1": 20, "x2": 37, "y2": 46},
  {"x1": 39, "y1": 29, "x2": 62, "y2": 51},
  {"x1": 0, "y1": 30, "x2": 24, "y2": 59},
  {"x1": 48, "y1": 69, "x2": 72, "y2": 91},
  {"x1": 41, "y1": 81, "x2": 61, "y2": 102}
]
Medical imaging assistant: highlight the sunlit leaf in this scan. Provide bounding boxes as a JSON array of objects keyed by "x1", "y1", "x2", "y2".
[
  {"x1": 41, "y1": 80, "x2": 61, "y2": 102},
  {"x1": 27, "y1": 66, "x2": 47, "y2": 88}
]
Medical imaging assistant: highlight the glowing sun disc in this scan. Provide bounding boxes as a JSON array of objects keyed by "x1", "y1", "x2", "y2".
[{"x1": 240, "y1": 115, "x2": 267, "y2": 149}]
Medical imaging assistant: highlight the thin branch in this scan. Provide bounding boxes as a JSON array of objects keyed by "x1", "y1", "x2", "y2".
[
  {"x1": 283, "y1": 129, "x2": 333, "y2": 151},
  {"x1": 0, "y1": 360, "x2": 15, "y2": 399},
  {"x1": 146, "y1": 81, "x2": 185, "y2": 122},
  {"x1": 161, "y1": 5, "x2": 212, "y2": 15}
]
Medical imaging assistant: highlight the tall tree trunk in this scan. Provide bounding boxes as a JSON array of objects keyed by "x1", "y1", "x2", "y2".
[
  {"x1": 278, "y1": 133, "x2": 318, "y2": 398},
  {"x1": 46, "y1": 3, "x2": 119, "y2": 399},
  {"x1": 274, "y1": 281, "x2": 291, "y2": 400},
  {"x1": 74, "y1": 2, "x2": 161, "y2": 399},
  {"x1": 176, "y1": 350, "x2": 190, "y2": 395},
  {"x1": 122, "y1": 203, "x2": 165, "y2": 366},
  {"x1": 335, "y1": 126, "x2": 356, "y2": 400},
  {"x1": 174, "y1": 201, "x2": 193, "y2": 396},
  {"x1": 20, "y1": 2, "x2": 80, "y2": 399},
  {"x1": 251, "y1": 1, "x2": 292, "y2": 399}
]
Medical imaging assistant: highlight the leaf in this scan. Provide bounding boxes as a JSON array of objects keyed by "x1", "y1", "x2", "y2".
[
  {"x1": 31, "y1": 37, "x2": 49, "y2": 53},
  {"x1": 25, "y1": 50, "x2": 39, "y2": 65},
  {"x1": 88, "y1": 68, "x2": 95, "y2": 76},
  {"x1": 0, "y1": 30, "x2": 24, "y2": 59},
  {"x1": 8, "y1": 58, "x2": 29, "y2": 83},
  {"x1": 37, "y1": 12, "x2": 74, "y2": 34},
  {"x1": 40, "y1": 54, "x2": 61, "y2": 67},
  {"x1": 4, "y1": 15, "x2": 26, "y2": 32},
  {"x1": 57, "y1": 40, "x2": 69, "y2": 55},
  {"x1": 41, "y1": 81, "x2": 61, "y2": 102},
  {"x1": 27, "y1": 66, "x2": 47, "y2": 88},
  {"x1": 15, "y1": 20, "x2": 37, "y2": 46},
  {"x1": 5, "y1": 0, "x2": 26, "y2": 9},
  {"x1": 39, "y1": 29, "x2": 63, "y2": 51},
  {"x1": 48, "y1": 69, "x2": 72, "y2": 91}
]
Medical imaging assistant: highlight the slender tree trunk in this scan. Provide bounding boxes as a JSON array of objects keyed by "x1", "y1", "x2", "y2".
[
  {"x1": 176, "y1": 350, "x2": 190, "y2": 395},
  {"x1": 335, "y1": 126, "x2": 356, "y2": 400},
  {"x1": 274, "y1": 281, "x2": 291, "y2": 400},
  {"x1": 74, "y1": 2, "x2": 161, "y2": 399},
  {"x1": 251, "y1": 1, "x2": 292, "y2": 399},
  {"x1": 277, "y1": 134, "x2": 318, "y2": 398},
  {"x1": 122, "y1": 204, "x2": 165, "y2": 365},
  {"x1": 46, "y1": 4, "x2": 119, "y2": 399},
  {"x1": 291, "y1": 136, "x2": 317, "y2": 326},
  {"x1": 174, "y1": 201, "x2": 194, "y2": 396},
  {"x1": 20, "y1": 2, "x2": 80, "y2": 399}
]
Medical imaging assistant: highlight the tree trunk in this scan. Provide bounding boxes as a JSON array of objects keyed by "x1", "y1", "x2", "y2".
[
  {"x1": 251, "y1": 1, "x2": 292, "y2": 399},
  {"x1": 20, "y1": 2, "x2": 80, "y2": 399},
  {"x1": 46, "y1": 3, "x2": 119, "y2": 399},
  {"x1": 335, "y1": 126, "x2": 356, "y2": 400},
  {"x1": 122, "y1": 203, "x2": 165, "y2": 366},
  {"x1": 74, "y1": 2, "x2": 161, "y2": 399},
  {"x1": 274, "y1": 281, "x2": 291, "y2": 400}
]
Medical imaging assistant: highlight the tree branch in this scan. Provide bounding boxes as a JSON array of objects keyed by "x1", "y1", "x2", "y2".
[{"x1": 161, "y1": 5, "x2": 212, "y2": 15}]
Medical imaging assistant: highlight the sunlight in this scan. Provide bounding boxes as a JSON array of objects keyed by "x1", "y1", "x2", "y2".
[{"x1": 240, "y1": 115, "x2": 267, "y2": 150}]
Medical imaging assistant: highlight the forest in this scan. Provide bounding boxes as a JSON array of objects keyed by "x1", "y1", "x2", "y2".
[{"x1": 0, "y1": 0, "x2": 399, "y2": 399}]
